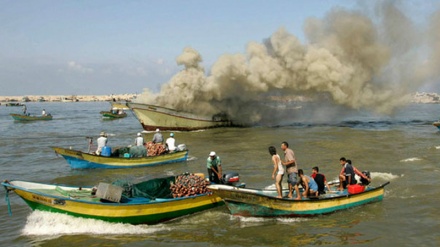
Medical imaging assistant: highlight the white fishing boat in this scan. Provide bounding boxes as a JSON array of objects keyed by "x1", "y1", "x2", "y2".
[{"x1": 127, "y1": 102, "x2": 233, "y2": 131}]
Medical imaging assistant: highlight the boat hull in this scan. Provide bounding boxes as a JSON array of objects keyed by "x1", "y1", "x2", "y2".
[
  {"x1": 2, "y1": 180, "x2": 223, "y2": 225},
  {"x1": 10, "y1": 113, "x2": 53, "y2": 121},
  {"x1": 52, "y1": 147, "x2": 188, "y2": 169},
  {"x1": 99, "y1": 111, "x2": 127, "y2": 119},
  {"x1": 127, "y1": 102, "x2": 232, "y2": 131},
  {"x1": 208, "y1": 183, "x2": 389, "y2": 217},
  {"x1": 433, "y1": 122, "x2": 440, "y2": 130}
]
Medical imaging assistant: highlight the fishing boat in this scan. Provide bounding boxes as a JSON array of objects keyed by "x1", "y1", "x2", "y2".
[
  {"x1": 99, "y1": 110, "x2": 127, "y2": 119},
  {"x1": 52, "y1": 146, "x2": 189, "y2": 169},
  {"x1": 10, "y1": 113, "x2": 53, "y2": 121},
  {"x1": 127, "y1": 102, "x2": 232, "y2": 131},
  {"x1": 207, "y1": 182, "x2": 390, "y2": 217},
  {"x1": 1, "y1": 174, "x2": 224, "y2": 225},
  {"x1": 5, "y1": 102, "x2": 25, "y2": 107},
  {"x1": 433, "y1": 121, "x2": 440, "y2": 130}
]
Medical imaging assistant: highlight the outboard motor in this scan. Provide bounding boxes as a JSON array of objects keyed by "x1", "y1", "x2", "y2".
[
  {"x1": 360, "y1": 171, "x2": 371, "y2": 185},
  {"x1": 222, "y1": 172, "x2": 245, "y2": 187}
]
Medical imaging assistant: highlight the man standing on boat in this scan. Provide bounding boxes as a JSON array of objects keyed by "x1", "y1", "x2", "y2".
[
  {"x1": 22, "y1": 105, "x2": 27, "y2": 115},
  {"x1": 281, "y1": 141, "x2": 301, "y2": 200},
  {"x1": 96, "y1": 131, "x2": 108, "y2": 155},
  {"x1": 207, "y1": 151, "x2": 222, "y2": 184},
  {"x1": 152, "y1": 128, "x2": 164, "y2": 144}
]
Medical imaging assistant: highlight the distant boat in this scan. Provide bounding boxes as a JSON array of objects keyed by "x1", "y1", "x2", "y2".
[
  {"x1": 10, "y1": 113, "x2": 53, "y2": 121},
  {"x1": 433, "y1": 121, "x2": 440, "y2": 130},
  {"x1": 5, "y1": 102, "x2": 25, "y2": 107},
  {"x1": 99, "y1": 110, "x2": 127, "y2": 119},
  {"x1": 38, "y1": 97, "x2": 46, "y2": 102},
  {"x1": 127, "y1": 102, "x2": 233, "y2": 131}
]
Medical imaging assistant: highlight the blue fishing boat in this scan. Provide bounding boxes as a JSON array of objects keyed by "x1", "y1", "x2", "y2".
[{"x1": 52, "y1": 146, "x2": 189, "y2": 169}]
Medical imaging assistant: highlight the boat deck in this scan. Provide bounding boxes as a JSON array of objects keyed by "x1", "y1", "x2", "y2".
[{"x1": 33, "y1": 187, "x2": 185, "y2": 204}]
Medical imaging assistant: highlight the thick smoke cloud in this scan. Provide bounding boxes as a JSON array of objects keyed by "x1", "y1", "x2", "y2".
[{"x1": 137, "y1": 2, "x2": 440, "y2": 125}]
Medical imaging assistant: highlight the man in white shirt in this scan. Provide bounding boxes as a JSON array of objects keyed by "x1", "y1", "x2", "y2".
[
  {"x1": 96, "y1": 131, "x2": 108, "y2": 155},
  {"x1": 166, "y1": 133, "x2": 176, "y2": 152},
  {"x1": 134, "y1": 133, "x2": 144, "y2": 146}
]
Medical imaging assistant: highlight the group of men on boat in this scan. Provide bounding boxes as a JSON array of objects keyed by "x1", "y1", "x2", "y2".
[
  {"x1": 269, "y1": 141, "x2": 371, "y2": 199},
  {"x1": 93, "y1": 128, "x2": 182, "y2": 157},
  {"x1": 21, "y1": 105, "x2": 49, "y2": 117}
]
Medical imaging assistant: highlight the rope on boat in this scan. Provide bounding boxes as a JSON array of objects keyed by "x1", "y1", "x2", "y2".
[{"x1": 3, "y1": 184, "x2": 12, "y2": 216}]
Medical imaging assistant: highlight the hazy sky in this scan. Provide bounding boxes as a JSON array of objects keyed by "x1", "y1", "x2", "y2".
[{"x1": 0, "y1": 0, "x2": 438, "y2": 96}]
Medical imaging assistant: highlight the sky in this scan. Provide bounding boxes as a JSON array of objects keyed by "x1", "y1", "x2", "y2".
[{"x1": 0, "y1": 0, "x2": 439, "y2": 97}]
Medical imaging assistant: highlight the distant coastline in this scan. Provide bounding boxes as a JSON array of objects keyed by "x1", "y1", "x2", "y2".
[
  {"x1": 0, "y1": 94, "x2": 138, "y2": 103},
  {"x1": 0, "y1": 92, "x2": 438, "y2": 104}
]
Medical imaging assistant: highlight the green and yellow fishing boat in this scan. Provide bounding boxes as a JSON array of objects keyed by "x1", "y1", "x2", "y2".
[
  {"x1": 2, "y1": 175, "x2": 223, "y2": 225},
  {"x1": 208, "y1": 182, "x2": 390, "y2": 217},
  {"x1": 10, "y1": 113, "x2": 53, "y2": 121},
  {"x1": 99, "y1": 110, "x2": 127, "y2": 119}
]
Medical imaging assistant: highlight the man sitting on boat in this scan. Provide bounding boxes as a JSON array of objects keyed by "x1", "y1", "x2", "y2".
[
  {"x1": 165, "y1": 133, "x2": 177, "y2": 152},
  {"x1": 298, "y1": 169, "x2": 319, "y2": 198},
  {"x1": 134, "y1": 133, "x2": 144, "y2": 146},
  {"x1": 207, "y1": 151, "x2": 222, "y2": 184},
  {"x1": 311, "y1": 166, "x2": 331, "y2": 195},
  {"x1": 152, "y1": 129, "x2": 164, "y2": 144}
]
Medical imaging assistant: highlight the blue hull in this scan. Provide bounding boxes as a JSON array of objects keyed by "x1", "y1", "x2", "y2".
[{"x1": 61, "y1": 154, "x2": 188, "y2": 169}]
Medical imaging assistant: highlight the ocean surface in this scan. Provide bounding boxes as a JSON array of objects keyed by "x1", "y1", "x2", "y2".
[{"x1": 0, "y1": 101, "x2": 439, "y2": 247}]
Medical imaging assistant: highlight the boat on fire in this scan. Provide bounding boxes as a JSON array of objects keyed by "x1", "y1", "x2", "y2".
[
  {"x1": 207, "y1": 182, "x2": 390, "y2": 217},
  {"x1": 52, "y1": 146, "x2": 188, "y2": 169},
  {"x1": 127, "y1": 102, "x2": 232, "y2": 131},
  {"x1": 2, "y1": 174, "x2": 226, "y2": 225},
  {"x1": 10, "y1": 113, "x2": 53, "y2": 121}
]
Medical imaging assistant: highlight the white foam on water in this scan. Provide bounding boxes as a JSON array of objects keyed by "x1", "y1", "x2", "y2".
[
  {"x1": 370, "y1": 172, "x2": 400, "y2": 181},
  {"x1": 400, "y1": 157, "x2": 422, "y2": 162},
  {"x1": 21, "y1": 211, "x2": 169, "y2": 236}
]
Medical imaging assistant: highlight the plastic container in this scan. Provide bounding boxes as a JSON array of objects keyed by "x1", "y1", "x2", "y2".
[
  {"x1": 194, "y1": 173, "x2": 205, "y2": 179},
  {"x1": 123, "y1": 153, "x2": 130, "y2": 158},
  {"x1": 101, "y1": 146, "x2": 112, "y2": 157},
  {"x1": 348, "y1": 184, "x2": 365, "y2": 194}
]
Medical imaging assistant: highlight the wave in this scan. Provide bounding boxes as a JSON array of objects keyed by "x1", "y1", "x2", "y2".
[{"x1": 21, "y1": 211, "x2": 169, "y2": 236}]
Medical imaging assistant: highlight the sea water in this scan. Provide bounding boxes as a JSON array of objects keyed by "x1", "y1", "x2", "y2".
[{"x1": 0, "y1": 101, "x2": 439, "y2": 246}]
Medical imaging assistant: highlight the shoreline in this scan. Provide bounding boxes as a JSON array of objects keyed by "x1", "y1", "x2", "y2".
[{"x1": 0, "y1": 94, "x2": 138, "y2": 103}]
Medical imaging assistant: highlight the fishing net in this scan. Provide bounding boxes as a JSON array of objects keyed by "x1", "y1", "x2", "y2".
[{"x1": 112, "y1": 176, "x2": 175, "y2": 199}]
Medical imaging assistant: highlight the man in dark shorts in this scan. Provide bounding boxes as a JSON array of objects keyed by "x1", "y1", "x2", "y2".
[{"x1": 281, "y1": 141, "x2": 301, "y2": 200}]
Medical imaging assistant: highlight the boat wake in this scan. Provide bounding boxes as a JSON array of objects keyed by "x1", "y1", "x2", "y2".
[
  {"x1": 21, "y1": 211, "x2": 170, "y2": 236},
  {"x1": 400, "y1": 157, "x2": 422, "y2": 162}
]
